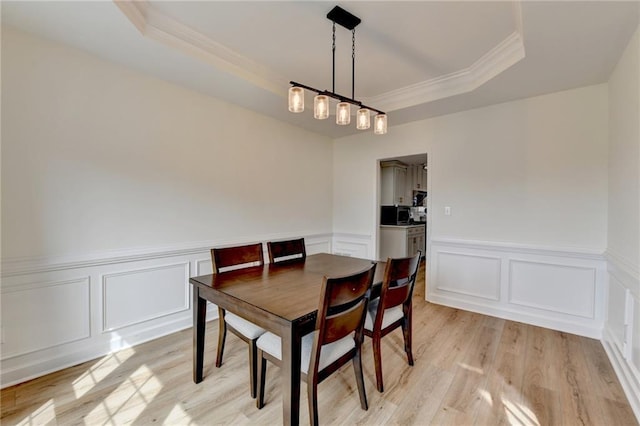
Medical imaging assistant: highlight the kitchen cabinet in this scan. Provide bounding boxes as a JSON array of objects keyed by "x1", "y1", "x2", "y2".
[
  {"x1": 407, "y1": 226, "x2": 425, "y2": 257},
  {"x1": 381, "y1": 161, "x2": 408, "y2": 205},
  {"x1": 409, "y1": 165, "x2": 428, "y2": 191},
  {"x1": 379, "y1": 224, "x2": 425, "y2": 260}
]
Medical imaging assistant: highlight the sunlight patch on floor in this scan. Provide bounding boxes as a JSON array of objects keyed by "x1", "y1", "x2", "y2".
[
  {"x1": 166, "y1": 403, "x2": 192, "y2": 424},
  {"x1": 72, "y1": 348, "x2": 135, "y2": 398},
  {"x1": 16, "y1": 399, "x2": 55, "y2": 425},
  {"x1": 458, "y1": 362, "x2": 484, "y2": 374},
  {"x1": 478, "y1": 388, "x2": 493, "y2": 406},
  {"x1": 83, "y1": 364, "x2": 162, "y2": 424},
  {"x1": 502, "y1": 396, "x2": 540, "y2": 426}
]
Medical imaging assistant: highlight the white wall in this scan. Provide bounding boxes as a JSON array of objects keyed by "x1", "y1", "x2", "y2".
[
  {"x1": 1, "y1": 27, "x2": 334, "y2": 260},
  {"x1": 334, "y1": 85, "x2": 609, "y2": 250},
  {"x1": 333, "y1": 85, "x2": 609, "y2": 338},
  {"x1": 0, "y1": 27, "x2": 334, "y2": 385},
  {"x1": 603, "y1": 25, "x2": 640, "y2": 420}
]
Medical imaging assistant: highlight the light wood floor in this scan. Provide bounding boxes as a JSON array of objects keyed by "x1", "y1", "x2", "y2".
[{"x1": 1, "y1": 262, "x2": 637, "y2": 425}]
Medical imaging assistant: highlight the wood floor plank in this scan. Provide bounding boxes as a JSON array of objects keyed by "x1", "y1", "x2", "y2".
[{"x1": 1, "y1": 261, "x2": 637, "y2": 425}]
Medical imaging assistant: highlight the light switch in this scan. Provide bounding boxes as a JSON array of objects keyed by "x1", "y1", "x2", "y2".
[{"x1": 444, "y1": 206, "x2": 451, "y2": 216}]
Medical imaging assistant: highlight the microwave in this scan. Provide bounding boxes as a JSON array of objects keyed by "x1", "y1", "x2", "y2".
[{"x1": 381, "y1": 205, "x2": 411, "y2": 225}]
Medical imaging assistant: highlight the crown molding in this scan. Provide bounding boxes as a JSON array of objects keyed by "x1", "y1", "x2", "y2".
[
  {"x1": 114, "y1": 0, "x2": 289, "y2": 96},
  {"x1": 113, "y1": 0, "x2": 525, "y2": 113},
  {"x1": 365, "y1": 31, "x2": 525, "y2": 112}
]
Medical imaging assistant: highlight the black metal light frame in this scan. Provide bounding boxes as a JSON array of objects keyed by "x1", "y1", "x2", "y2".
[{"x1": 289, "y1": 5, "x2": 386, "y2": 116}]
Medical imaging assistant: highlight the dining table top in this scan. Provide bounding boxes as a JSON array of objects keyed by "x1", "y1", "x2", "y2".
[{"x1": 189, "y1": 252, "x2": 385, "y2": 324}]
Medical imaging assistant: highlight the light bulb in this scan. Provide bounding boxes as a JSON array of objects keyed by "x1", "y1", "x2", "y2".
[
  {"x1": 356, "y1": 108, "x2": 370, "y2": 130},
  {"x1": 336, "y1": 102, "x2": 350, "y2": 125},
  {"x1": 288, "y1": 87, "x2": 304, "y2": 113},
  {"x1": 314, "y1": 95, "x2": 329, "y2": 119},
  {"x1": 374, "y1": 114, "x2": 387, "y2": 135}
]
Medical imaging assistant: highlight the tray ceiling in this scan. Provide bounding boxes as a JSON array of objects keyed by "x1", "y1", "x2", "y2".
[{"x1": 2, "y1": 1, "x2": 638, "y2": 138}]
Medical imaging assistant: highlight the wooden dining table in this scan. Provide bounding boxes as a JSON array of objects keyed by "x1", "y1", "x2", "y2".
[{"x1": 189, "y1": 252, "x2": 385, "y2": 426}]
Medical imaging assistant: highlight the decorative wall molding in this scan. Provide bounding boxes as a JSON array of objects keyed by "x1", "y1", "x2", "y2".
[
  {"x1": 434, "y1": 251, "x2": 501, "y2": 301},
  {"x1": 1, "y1": 232, "x2": 333, "y2": 277},
  {"x1": 2, "y1": 233, "x2": 621, "y2": 390},
  {"x1": 0, "y1": 232, "x2": 333, "y2": 387},
  {"x1": 429, "y1": 238, "x2": 607, "y2": 338},
  {"x1": 1, "y1": 277, "x2": 91, "y2": 359},
  {"x1": 101, "y1": 262, "x2": 190, "y2": 332},
  {"x1": 603, "y1": 250, "x2": 640, "y2": 423},
  {"x1": 431, "y1": 237, "x2": 605, "y2": 259},
  {"x1": 332, "y1": 233, "x2": 372, "y2": 259},
  {"x1": 606, "y1": 248, "x2": 640, "y2": 296},
  {"x1": 508, "y1": 260, "x2": 596, "y2": 318}
]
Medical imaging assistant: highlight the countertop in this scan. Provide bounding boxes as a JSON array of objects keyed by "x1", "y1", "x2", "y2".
[{"x1": 380, "y1": 223, "x2": 426, "y2": 229}]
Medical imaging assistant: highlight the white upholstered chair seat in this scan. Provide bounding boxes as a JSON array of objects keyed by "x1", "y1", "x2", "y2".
[
  {"x1": 364, "y1": 299, "x2": 404, "y2": 331},
  {"x1": 225, "y1": 312, "x2": 266, "y2": 339},
  {"x1": 256, "y1": 331, "x2": 355, "y2": 374}
]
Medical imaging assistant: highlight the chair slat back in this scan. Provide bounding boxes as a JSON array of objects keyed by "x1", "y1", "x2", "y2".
[
  {"x1": 211, "y1": 243, "x2": 264, "y2": 274},
  {"x1": 267, "y1": 238, "x2": 306, "y2": 263},
  {"x1": 379, "y1": 252, "x2": 421, "y2": 311},
  {"x1": 316, "y1": 264, "x2": 376, "y2": 346}
]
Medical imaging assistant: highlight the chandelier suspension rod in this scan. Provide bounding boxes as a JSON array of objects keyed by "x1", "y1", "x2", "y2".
[
  {"x1": 289, "y1": 81, "x2": 385, "y2": 115},
  {"x1": 332, "y1": 22, "x2": 336, "y2": 93},
  {"x1": 352, "y1": 29, "x2": 355, "y2": 100}
]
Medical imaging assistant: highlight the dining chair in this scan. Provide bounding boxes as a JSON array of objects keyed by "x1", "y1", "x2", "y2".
[
  {"x1": 364, "y1": 251, "x2": 421, "y2": 393},
  {"x1": 255, "y1": 263, "x2": 377, "y2": 426},
  {"x1": 211, "y1": 242, "x2": 266, "y2": 398},
  {"x1": 266, "y1": 237, "x2": 306, "y2": 263}
]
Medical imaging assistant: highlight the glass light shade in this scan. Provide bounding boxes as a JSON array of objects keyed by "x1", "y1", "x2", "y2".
[
  {"x1": 288, "y1": 87, "x2": 304, "y2": 113},
  {"x1": 356, "y1": 108, "x2": 370, "y2": 130},
  {"x1": 336, "y1": 102, "x2": 351, "y2": 125},
  {"x1": 374, "y1": 114, "x2": 388, "y2": 135},
  {"x1": 314, "y1": 95, "x2": 329, "y2": 119}
]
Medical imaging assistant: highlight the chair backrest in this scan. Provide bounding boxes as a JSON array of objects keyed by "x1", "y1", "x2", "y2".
[
  {"x1": 374, "y1": 251, "x2": 421, "y2": 327},
  {"x1": 211, "y1": 243, "x2": 264, "y2": 274},
  {"x1": 267, "y1": 238, "x2": 306, "y2": 264},
  {"x1": 309, "y1": 263, "x2": 376, "y2": 375}
]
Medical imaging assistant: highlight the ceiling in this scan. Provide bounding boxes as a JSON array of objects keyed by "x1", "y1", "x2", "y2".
[{"x1": 2, "y1": 1, "x2": 638, "y2": 139}]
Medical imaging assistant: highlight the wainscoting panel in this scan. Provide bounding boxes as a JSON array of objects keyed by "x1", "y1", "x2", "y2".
[
  {"x1": 509, "y1": 260, "x2": 596, "y2": 318},
  {"x1": 0, "y1": 232, "x2": 333, "y2": 387},
  {"x1": 435, "y1": 251, "x2": 501, "y2": 301},
  {"x1": 196, "y1": 258, "x2": 213, "y2": 276},
  {"x1": 306, "y1": 239, "x2": 331, "y2": 255},
  {"x1": 332, "y1": 233, "x2": 371, "y2": 259},
  {"x1": 102, "y1": 263, "x2": 190, "y2": 331},
  {"x1": 1, "y1": 277, "x2": 91, "y2": 358},
  {"x1": 603, "y1": 250, "x2": 640, "y2": 421},
  {"x1": 429, "y1": 238, "x2": 606, "y2": 339},
  {"x1": 607, "y1": 275, "x2": 630, "y2": 356}
]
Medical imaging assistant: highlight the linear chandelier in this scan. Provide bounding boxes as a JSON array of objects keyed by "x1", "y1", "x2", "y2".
[{"x1": 288, "y1": 6, "x2": 387, "y2": 135}]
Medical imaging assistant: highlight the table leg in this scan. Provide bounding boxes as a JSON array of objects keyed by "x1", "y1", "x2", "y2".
[
  {"x1": 281, "y1": 324, "x2": 302, "y2": 426},
  {"x1": 193, "y1": 286, "x2": 207, "y2": 383}
]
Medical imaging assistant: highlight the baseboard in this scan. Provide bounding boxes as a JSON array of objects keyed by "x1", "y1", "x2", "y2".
[
  {"x1": 1, "y1": 313, "x2": 201, "y2": 388},
  {"x1": 429, "y1": 293, "x2": 602, "y2": 338},
  {"x1": 602, "y1": 327, "x2": 640, "y2": 422}
]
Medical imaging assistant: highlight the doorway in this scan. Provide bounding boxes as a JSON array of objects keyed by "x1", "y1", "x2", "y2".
[{"x1": 376, "y1": 153, "x2": 430, "y2": 294}]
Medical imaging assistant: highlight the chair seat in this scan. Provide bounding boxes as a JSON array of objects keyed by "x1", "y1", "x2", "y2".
[
  {"x1": 364, "y1": 299, "x2": 404, "y2": 331},
  {"x1": 226, "y1": 312, "x2": 266, "y2": 339},
  {"x1": 257, "y1": 331, "x2": 355, "y2": 374}
]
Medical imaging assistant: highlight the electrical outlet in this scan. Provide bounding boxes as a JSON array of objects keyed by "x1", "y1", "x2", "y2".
[{"x1": 444, "y1": 206, "x2": 451, "y2": 216}]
